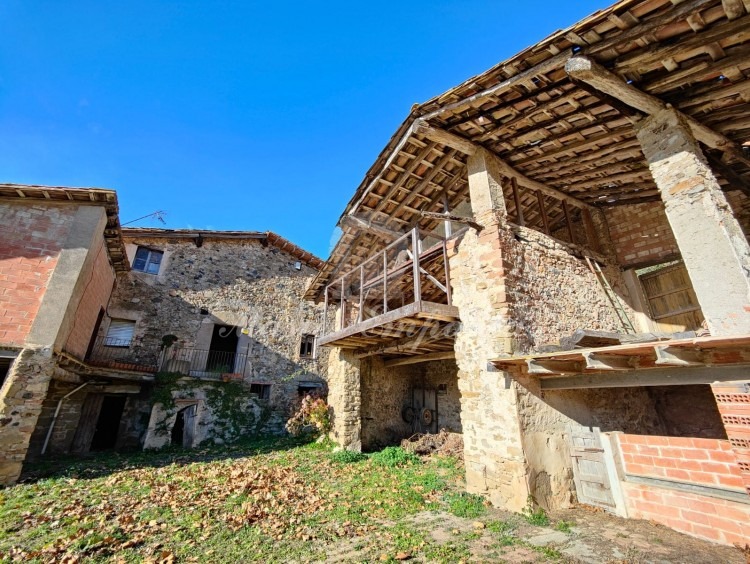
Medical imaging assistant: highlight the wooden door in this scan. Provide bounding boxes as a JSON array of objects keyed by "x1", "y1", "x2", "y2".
[
  {"x1": 639, "y1": 262, "x2": 704, "y2": 332},
  {"x1": 182, "y1": 404, "x2": 197, "y2": 447},
  {"x1": 569, "y1": 426, "x2": 617, "y2": 512},
  {"x1": 71, "y1": 393, "x2": 105, "y2": 453}
]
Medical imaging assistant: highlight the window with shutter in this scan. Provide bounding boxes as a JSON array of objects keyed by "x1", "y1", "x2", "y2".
[{"x1": 104, "y1": 319, "x2": 136, "y2": 347}]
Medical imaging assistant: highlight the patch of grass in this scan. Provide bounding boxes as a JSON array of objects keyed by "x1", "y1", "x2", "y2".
[
  {"x1": 532, "y1": 543, "x2": 564, "y2": 560},
  {"x1": 521, "y1": 496, "x2": 550, "y2": 526},
  {"x1": 329, "y1": 449, "x2": 367, "y2": 464},
  {"x1": 423, "y1": 540, "x2": 472, "y2": 562},
  {"x1": 554, "y1": 519, "x2": 574, "y2": 533},
  {"x1": 443, "y1": 492, "x2": 487, "y2": 518},
  {"x1": 487, "y1": 518, "x2": 516, "y2": 535},
  {"x1": 369, "y1": 446, "x2": 420, "y2": 468}
]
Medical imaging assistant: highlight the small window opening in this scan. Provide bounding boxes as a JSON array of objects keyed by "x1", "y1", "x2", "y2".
[
  {"x1": 294, "y1": 261, "x2": 302, "y2": 270},
  {"x1": 299, "y1": 334, "x2": 316, "y2": 359},
  {"x1": 249, "y1": 383, "x2": 271, "y2": 400},
  {"x1": 200, "y1": 308, "x2": 209, "y2": 315},
  {"x1": 132, "y1": 246, "x2": 163, "y2": 275},
  {"x1": 104, "y1": 319, "x2": 136, "y2": 347},
  {"x1": 298, "y1": 381, "x2": 323, "y2": 396}
]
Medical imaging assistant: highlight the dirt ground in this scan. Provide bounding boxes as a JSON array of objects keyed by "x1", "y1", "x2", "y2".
[{"x1": 326, "y1": 505, "x2": 748, "y2": 563}]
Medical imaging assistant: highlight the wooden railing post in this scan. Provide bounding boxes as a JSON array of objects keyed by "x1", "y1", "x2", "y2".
[
  {"x1": 383, "y1": 250, "x2": 388, "y2": 314},
  {"x1": 340, "y1": 275, "x2": 346, "y2": 330},
  {"x1": 358, "y1": 265, "x2": 364, "y2": 323},
  {"x1": 323, "y1": 286, "x2": 329, "y2": 335},
  {"x1": 412, "y1": 228, "x2": 421, "y2": 302},
  {"x1": 442, "y1": 239, "x2": 452, "y2": 306}
]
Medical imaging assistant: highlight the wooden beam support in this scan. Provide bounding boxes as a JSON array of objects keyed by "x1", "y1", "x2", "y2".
[
  {"x1": 654, "y1": 345, "x2": 706, "y2": 367},
  {"x1": 583, "y1": 352, "x2": 636, "y2": 371},
  {"x1": 527, "y1": 358, "x2": 584, "y2": 375},
  {"x1": 722, "y1": 0, "x2": 747, "y2": 20},
  {"x1": 414, "y1": 119, "x2": 596, "y2": 211},
  {"x1": 339, "y1": 215, "x2": 403, "y2": 241},
  {"x1": 540, "y1": 364, "x2": 750, "y2": 390},
  {"x1": 565, "y1": 56, "x2": 750, "y2": 169},
  {"x1": 384, "y1": 351, "x2": 456, "y2": 367}
]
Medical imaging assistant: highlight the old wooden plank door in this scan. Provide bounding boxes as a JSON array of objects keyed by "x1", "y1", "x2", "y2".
[
  {"x1": 569, "y1": 426, "x2": 617, "y2": 512},
  {"x1": 639, "y1": 261, "x2": 704, "y2": 332},
  {"x1": 182, "y1": 404, "x2": 197, "y2": 448},
  {"x1": 71, "y1": 393, "x2": 105, "y2": 453}
]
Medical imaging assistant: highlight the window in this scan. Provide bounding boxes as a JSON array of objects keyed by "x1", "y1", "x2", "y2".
[
  {"x1": 132, "y1": 246, "x2": 163, "y2": 274},
  {"x1": 299, "y1": 334, "x2": 316, "y2": 359},
  {"x1": 249, "y1": 383, "x2": 271, "y2": 400},
  {"x1": 298, "y1": 381, "x2": 323, "y2": 396},
  {"x1": 0, "y1": 353, "x2": 17, "y2": 389},
  {"x1": 104, "y1": 319, "x2": 136, "y2": 347}
]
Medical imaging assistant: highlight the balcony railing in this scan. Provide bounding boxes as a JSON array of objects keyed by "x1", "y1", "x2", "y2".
[
  {"x1": 86, "y1": 337, "x2": 160, "y2": 373},
  {"x1": 160, "y1": 346, "x2": 249, "y2": 379},
  {"x1": 322, "y1": 227, "x2": 452, "y2": 336},
  {"x1": 86, "y1": 338, "x2": 248, "y2": 379}
]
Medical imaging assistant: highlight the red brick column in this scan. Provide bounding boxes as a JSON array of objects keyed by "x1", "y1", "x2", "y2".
[{"x1": 711, "y1": 382, "x2": 750, "y2": 497}]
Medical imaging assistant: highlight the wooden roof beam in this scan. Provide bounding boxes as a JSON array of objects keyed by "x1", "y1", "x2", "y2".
[
  {"x1": 565, "y1": 56, "x2": 750, "y2": 169},
  {"x1": 413, "y1": 119, "x2": 596, "y2": 211}
]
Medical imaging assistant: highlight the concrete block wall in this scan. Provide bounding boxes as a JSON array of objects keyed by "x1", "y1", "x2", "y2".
[
  {"x1": 615, "y1": 433, "x2": 750, "y2": 546},
  {"x1": 0, "y1": 203, "x2": 74, "y2": 346}
]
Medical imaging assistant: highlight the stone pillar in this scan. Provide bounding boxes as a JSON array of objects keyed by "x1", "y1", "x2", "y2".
[
  {"x1": 467, "y1": 148, "x2": 508, "y2": 217},
  {"x1": 448, "y1": 148, "x2": 531, "y2": 511},
  {"x1": 636, "y1": 108, "x2": 750, "y2": 498},
  {"x1": 326, "y1": 347, "x2": 361, "y2": 451},
  {"x1": 635, "y1": 108, "x2": 750, "y2": 335}
]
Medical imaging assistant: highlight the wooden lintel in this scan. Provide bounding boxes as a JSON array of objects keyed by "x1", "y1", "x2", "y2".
[
  {"x1": 565, "y1": 56, "x2": 750, "y2": 168},
  {"x1": 654, "y1": 345, "x2": 705, "y2": 367},
  {"x1": 384, "y1": 351, "x2": 456, "y2": 368},
  {"x1": 540, "y1": 364, "x2": 750, "y2": 390}
]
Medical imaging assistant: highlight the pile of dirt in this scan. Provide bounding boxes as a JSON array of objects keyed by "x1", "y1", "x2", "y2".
[{"x1": 401, "y1": 429, "x2": 464, "y2": 458}]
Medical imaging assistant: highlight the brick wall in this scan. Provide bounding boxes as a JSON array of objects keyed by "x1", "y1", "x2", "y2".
[
  {"x1": 616, "y1": 433, "x2": 750, "y2": 546},
  {"x1": 0, "y1": 203, "x2": 76, "y2": 346},
  {"x1": 63, "y1": 238, "x2": 115, "y2": 359},
  {"x1": 604, "y1": 202, "x2": 679, "y2": 268}
]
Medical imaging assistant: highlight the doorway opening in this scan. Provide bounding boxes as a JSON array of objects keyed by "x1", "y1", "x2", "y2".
[
  {"x1": 171, "y1": 403, "x2": 198, "y2": 447},
  {"x1": 90, "y1": 396, "x2": 127, "y2": 451},
  {"x1": 207, "y1": 324, "x2": 239, "y2": 373}
]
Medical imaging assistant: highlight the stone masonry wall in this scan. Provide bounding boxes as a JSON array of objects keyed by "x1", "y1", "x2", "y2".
[
  {"x1": 360, "y1": 357, "x2": 412, "y2": 450},
  {"x1": 423, "y1": 360, "x2": 462, "y2": 433},
  {"x1": 503, "y1": 226, "x2": 628, "y2": 352},
  {"x1": 326, "y1": 348, "x2": 361, "y2": 450},
  {"x1": 0, "y1": 202, "x2": 74, "y2": 346},
  {"x1": 107, "y1": 235, "x2": 327, "y2": 438}
]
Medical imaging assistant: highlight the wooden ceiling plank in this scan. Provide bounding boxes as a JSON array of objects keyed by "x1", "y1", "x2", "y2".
[{"x1": 565, "y1": 56, "x2": 750, "y2": 168}]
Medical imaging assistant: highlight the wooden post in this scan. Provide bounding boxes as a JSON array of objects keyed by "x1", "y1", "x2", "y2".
[
  {"x1": 323, "y1": 286, "x2": 329, "y2": 335},
  {"x1": 412, "y1": 228, "x2": 422, "y2": 303},
  {"x1": 340, "y1": 275, "x2": 346, "y2": 330},
  {"x1": 358, "y1": 265, "x2": 364, "y2": 323},
  {"x1": 562, "y1": 199, "x2": 575, "y2": 243},
  {"x1": 442, "y1": 240, "x2": 452, "y2": 306},
  {"x1": 537, "y1": 190, "x2": 550, "y2": 234},
  {"x1": 442, "y1": 195, "x2": 453, "y2": 237},
  {"x1": 511, "y1": 177, "x2": 525, "y2": 226},
  {"x1": 383, "y1": 251, "x2": 388, "y2": 314},
  {"x1": 582, "y1": 209, "x2": 600, "y2": 253}
]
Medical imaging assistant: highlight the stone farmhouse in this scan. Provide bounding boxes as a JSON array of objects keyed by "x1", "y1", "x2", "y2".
[
  {"x1": 306, "y1": 0, "x2": 750, "y2": 546},
  {"x1": 0, "y1": 184, "x2": 327, "y2": 485}
]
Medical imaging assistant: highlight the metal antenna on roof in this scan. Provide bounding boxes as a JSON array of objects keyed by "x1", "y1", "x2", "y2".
[{"x1": 121, "y1": 210, "x2": 167, "y2": 226}]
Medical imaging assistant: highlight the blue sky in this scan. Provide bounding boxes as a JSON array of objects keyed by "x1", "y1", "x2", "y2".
[{"x1": 0, "y1": 1, "x2": 606, "y2": 258}]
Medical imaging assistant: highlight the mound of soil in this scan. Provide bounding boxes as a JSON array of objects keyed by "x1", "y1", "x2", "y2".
[{"x1": 401, "y1": 429, "x2": 464, "y2": 458}]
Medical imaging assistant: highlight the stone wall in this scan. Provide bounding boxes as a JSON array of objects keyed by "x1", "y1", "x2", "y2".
[
  {"x1": 0, "y1": 202, "x2": 73, "y2": 346},
  {"x1": 106, "y1": 235, "x2": 328, "y2": 440},
  {"x1": 142, "y1": 381, "x2": 275, "y2": 449},
  {"x1": 26, "y1": 378, "x2": 87, "y2": 457},
  {"x1": 326, "y1": 348, "x2": 361, "y2": 450},
  {"x1": 503, "y1": 226, "x2": 628, "y2": 351},
  {"x1": 423, "y1": 360, "x2": 461, "y2": 433},
  {"x1": 0, "y1": 347, "x2": 56, "y2": 483},
  {"x1": 360, "y1": 357, "x2": 412, "y2": 450}
]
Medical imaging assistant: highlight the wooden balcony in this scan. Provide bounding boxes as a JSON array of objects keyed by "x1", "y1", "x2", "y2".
[{"x1": 319, "y1": 228, "x2": 459, "y2": 358}]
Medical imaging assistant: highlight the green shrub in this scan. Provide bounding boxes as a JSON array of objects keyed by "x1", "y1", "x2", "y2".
[
  {"x1": 522, "y1": 496, "x2": 549, "y2": 526},
  {"x1": 369, "y1": 446, "x2": 419, "y2": 468},
  {"x1": 443, "y1": 492, "x2": 487, "y2": 518},
  {"x1": 330, "y1": 449, "x2": 367, "y2": 464}
]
